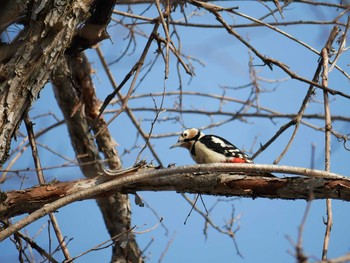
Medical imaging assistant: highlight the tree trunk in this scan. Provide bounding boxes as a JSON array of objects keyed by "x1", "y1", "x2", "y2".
[
  {"x1": 0, "y1": 1, "x2": 142, "y2": 261},
  {"x1": 51, "y1": 54, "x2": 143, "y2": 263},
  {"x1": 0, "y1": 0, "x2": 94, "y2": 165}
]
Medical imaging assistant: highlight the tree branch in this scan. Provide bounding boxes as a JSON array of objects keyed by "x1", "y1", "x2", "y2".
[{"x1": 1, "y1": 163, "x2": 349, "y2": 241}]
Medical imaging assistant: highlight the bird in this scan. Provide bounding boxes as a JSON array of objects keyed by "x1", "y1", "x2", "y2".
[
  {"x1": 170, "y1": 128, "x2": 253, "y2": 164},
  {"x1": 170, "y1": 128, "x2": 275, "y2": 177}
]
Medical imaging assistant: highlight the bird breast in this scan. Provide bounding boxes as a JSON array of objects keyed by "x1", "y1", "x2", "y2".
[{"x1": 191, "y1": 141, "x2": 227, "y2": 164}]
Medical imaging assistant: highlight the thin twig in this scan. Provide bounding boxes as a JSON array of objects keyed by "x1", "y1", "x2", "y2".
[
  {"x1": 321, "y1": 34, "x2": 333, "y2": 261},
  {"x1": 91, "y1": 20, "x2": 160, "y2": 135},
  {"x1": 155, "y1": 0, "x2": 170, "y2": 78},
  {"x1": 183, "y1": 194, "x2": 200, "y2": 225},
  {"x1": 0, "y1": 120, "x2": 64, "y2": 183},
  {"x1": 158, "y1": 232, "x2": 176, "y2": 263},
  {"x1": 15, "y1": 231, "x2": 59, "y2": 263},
  {"x1": 295, "y1": 201, "x2": 312, "y2": 263},
  {"x1": 329, "y1": 16, "x2": 350, "y2": 72},
  {"x1": 24, "y1": 113, "x2": 72, "y2": 262},
  {"x1": 258, "y1": 25, "x2": 340, "y2": 163},
  {"x1": 64, "y1": 226, "x2": 137, "y2": 263},
  {"x1": 114, "y1": 9, "x2": 346, "y2": 28},
  {"x1": 142, "y1": 198, "x2": 169, "y2": 235},
  {"x1": 135, "y1": 90, "x2": 166, "y2": 164},
  {"x1": 95, "y1": 45, "x2": 163, "y2": 166},
  {"x1": 189, "y1": 0, "x2": 350, "y2": 93},
  {"x1": 181, "y1": 193, "x2": 242, "y2": 257}
]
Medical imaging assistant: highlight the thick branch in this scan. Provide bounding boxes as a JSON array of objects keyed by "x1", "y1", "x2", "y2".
[{"x1": 1, "y1": 164, "x2": 349, "y2": 230}]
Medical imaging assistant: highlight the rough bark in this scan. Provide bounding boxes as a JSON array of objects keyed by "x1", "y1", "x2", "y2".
[
  {"x1": 51, "y1": 54, "x2": 142, "y2": 263},
  {"x1": 1, "y1": 164, "x2": 350, "y2": 221},
  {"x1": 0, "y1": 1, "x2": 141, "y2": 261},
  {"x1": 0, "y1": 0, "x2": 94, "y2": 165}
]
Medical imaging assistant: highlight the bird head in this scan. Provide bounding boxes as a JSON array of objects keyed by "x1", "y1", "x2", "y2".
[{"x1": 170, "y1": 128, "x2": 202, "y2": 150}]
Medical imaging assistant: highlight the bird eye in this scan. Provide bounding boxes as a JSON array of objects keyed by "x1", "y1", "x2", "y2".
[{"x1": 183, "y1": 132, "x2": 188, "y2": 137}]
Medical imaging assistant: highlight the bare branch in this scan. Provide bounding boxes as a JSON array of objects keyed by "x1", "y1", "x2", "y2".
[
  {"x1": 24, "y1": 113, "x2": 72, "y2": 261},
  {"x1": 1, "y1": 163, "x2": 349, "y2": 241},
  {"x1": 92, "y1": 20, "x2": 160, "y2": 132},
  {"x1": 321, "y1": 25, "x2": 335, "y2": 260},
  {"x1": 95, "y1": 45, "x2": 164, "y2": 166}
]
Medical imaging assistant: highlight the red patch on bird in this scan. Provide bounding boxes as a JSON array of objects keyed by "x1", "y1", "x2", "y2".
[{"x1": 225, "y1": 158, "x2": 248, "y2": 163}]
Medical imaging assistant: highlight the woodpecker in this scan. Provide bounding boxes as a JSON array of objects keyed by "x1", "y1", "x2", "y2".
[{"x1": 170, "y1": 128, "x2": 253, "y2": 164}]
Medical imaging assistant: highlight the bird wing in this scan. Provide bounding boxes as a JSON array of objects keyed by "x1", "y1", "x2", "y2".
[{"x1": 199, "y1": 135, "x2": 253, "y2": 162}]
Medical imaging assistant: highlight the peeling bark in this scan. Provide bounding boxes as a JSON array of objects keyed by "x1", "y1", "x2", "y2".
[
  {"x1": 1, "y1": 165, "x2": 350, "y2": 221},
  {"x1": 0, "y1": 0, "x2": 94, "y2": 165},
  {"x1": 51, "y1": 54, "x2": 142, "y2": 263},
  {"x1": 0, "y1": 1, "x2": 142, "y2": 261}
]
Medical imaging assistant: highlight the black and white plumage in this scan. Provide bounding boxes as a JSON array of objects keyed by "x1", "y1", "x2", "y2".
[{"x1": 170, "y1": 128, "x2": 253, "y2": 164}]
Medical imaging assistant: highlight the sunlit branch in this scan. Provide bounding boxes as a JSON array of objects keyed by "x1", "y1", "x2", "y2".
[{"x1": 1, "y1": 163, "x2": 349, "y2": 241}]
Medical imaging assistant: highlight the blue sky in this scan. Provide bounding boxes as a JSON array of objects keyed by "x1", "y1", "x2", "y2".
[{"x1": 1, "y1": 1, "x2": 350, "y2": 262}]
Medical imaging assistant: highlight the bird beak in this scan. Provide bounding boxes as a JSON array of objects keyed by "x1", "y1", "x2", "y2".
[{"x1": 170, "y1": 141, "x2": 183, "y2": 149}]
